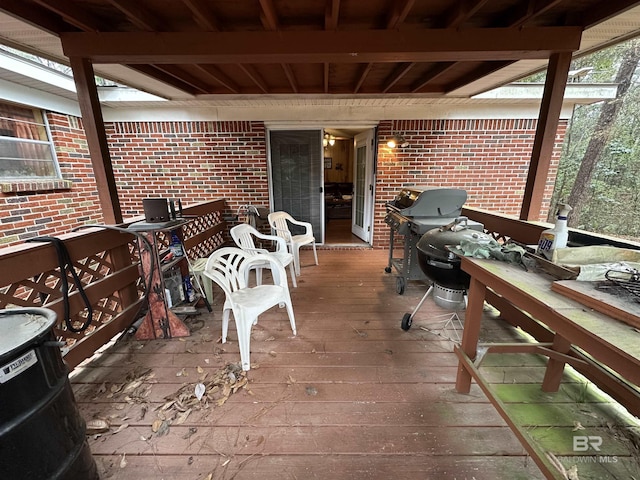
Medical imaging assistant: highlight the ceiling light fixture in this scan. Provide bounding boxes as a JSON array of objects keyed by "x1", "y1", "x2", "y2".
[
  {"x1": 387, "y1": 134, "x2": 408, "y2": 149},
  {"x1": 323, "y1": 133, "x2": 335, "y2": 147}
]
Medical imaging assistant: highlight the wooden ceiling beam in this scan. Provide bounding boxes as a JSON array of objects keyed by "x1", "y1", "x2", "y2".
[
  {"x1": 128, "y1": 64, "x2": 201, "y2": 95},
  {"x1": 180, "y1": 0, "x2": 221, "y2": 31},
  {"x1": 194, "y1": 65, "x2": 239, "y2": 93},
  {"x1": 259, "y1": 0, "x2": 279, "y2": 30},
  {"x1": 444, "y1": 60, "x2": 514, "y2": 93},
  {"x1": 107, "y1": 0, "x2": 166, "y2": 31},
  {"x1": 503, "y1": 0, "x2": 564, "y2": 28},
  {"x1": 325, "y1": 0, "x2": 341, "y2": 30},
  {"x1": 411, "y1": 62, "x2": 457, "y2": 92},
  {"x1": 60, "y1": 28, "x2": 583, "y2": 64},
  {"x1": 32, "y1": 0, "x2": 103, "y2": 32},
  {"x1": 353, "y1": 63, "x2": 373, "y2": 93},
  {"x1": 152, "y1": 65, "x2": 211, "y2": 94},
  {"x1": 281, "y1": 64, "x2": 298, "y2": 93},
  {"x1": 238, "y1": 64, "x2": 270, "y2": 93},
  {"x1": 386, "y1": 0, "x2": 415, "y2": 29},
  {"x1": 441, "y1": 0, "x2": 490, "y2": 28},
  {"x1": 382, "y1": 62, "x2": 416, "y2": 93}
]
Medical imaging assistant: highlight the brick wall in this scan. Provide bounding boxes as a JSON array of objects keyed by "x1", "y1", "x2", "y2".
[
  {"x1": 1, "y1": 114, "x2": 566, "y2": 248},
  {"x1": 107, "y1": 120, "x2": 268, "y2": 224},
  {"x1": 372, "y1": 119, "x2": 566, "y2": 248}
]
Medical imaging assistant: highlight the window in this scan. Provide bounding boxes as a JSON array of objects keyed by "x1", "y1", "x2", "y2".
[{"x1": 0, "y1": 102, "x2": 59, "y2": 179}]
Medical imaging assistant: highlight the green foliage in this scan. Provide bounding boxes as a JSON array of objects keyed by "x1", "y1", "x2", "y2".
[{"x1": 552, "y1": 38, "x2": 640, "y2": 240}]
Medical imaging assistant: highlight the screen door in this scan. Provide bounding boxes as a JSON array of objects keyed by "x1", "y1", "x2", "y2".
[{"x1": 269, "y1": 130, "x2": 323, "y2": 242}]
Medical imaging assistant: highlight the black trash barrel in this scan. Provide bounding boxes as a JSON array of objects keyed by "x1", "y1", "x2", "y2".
[{"x1": 0, "y1": 307, "x2": 98, "y2": 480}]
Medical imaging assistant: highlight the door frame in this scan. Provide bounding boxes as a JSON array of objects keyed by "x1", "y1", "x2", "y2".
[{"x1": 351, "y1": 128, "x2": 377, "y2": 244}]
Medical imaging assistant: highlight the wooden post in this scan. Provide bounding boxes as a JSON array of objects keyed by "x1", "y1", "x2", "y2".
[
  {"x1": 69, "y1": 56, "x2": 123, "y2": 225},
  {"x1": 520, "y1": 52, "x2": 573, "y2": 221}
]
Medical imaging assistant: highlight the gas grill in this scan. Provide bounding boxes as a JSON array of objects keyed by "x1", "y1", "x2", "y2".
[{"x1": 384, "y1": 187, "x2": 481, "y2": 294}]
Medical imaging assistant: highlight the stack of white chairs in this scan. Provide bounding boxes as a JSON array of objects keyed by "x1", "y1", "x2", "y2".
[{"x1": 203, "y1": 247, "x2": 296, "y2": 371}]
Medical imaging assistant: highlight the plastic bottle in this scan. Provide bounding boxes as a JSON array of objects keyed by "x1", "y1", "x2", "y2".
[
  {"x1": 183, "y1": 275, "x2": 196, "y2": 302},
  {"x1": 169, "y1": 231, "x2": 183, "y2": 257},
  {"x1": 536, "y1": 203, "x2": 572, "y2": 261}
]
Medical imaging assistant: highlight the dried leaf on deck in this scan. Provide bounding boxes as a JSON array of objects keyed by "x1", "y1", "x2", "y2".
[
  {"x1": 155, "y1": 419, "x2": 170, "y2": 437},
  {"x1": 572, "y1": 421, "x2": 585, "y2": 431},
  {"x1": 113, "y1": 423, "x2": 129, "y2": 434},
  {"x1": 119, "y1": 453, "x2": 127, "y2": 469},
  {"x1": 197, "y1": 366, "x2": 204, "y2": 374},
  {"x1": 151, "y1": 419, "x2": 163, "y2": 433},
  {"x1": 160, "y1": 363, "x2": 249, "y2": 418},
  {"x1": 175, "y1": 409, "x2": 192, "y2": 425},
  {"x1": 176, "y1": 368, "x2": 188, "y2": 377}
]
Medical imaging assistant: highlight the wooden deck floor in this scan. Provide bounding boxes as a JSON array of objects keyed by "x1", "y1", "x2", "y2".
[{"x1": 70, "y1": 249, "x2": 640, "y2": 479}]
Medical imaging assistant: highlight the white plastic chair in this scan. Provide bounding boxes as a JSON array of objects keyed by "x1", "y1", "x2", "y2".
[
  {"x1": 230, "y1": 223, "x2": 297, "y2": 288},
  {"x1": 203, "y1": 247, "x2": 296, "y2": 371},
  {"x1": 268, "y1": 211, "x2": 318, "y2": 276}
]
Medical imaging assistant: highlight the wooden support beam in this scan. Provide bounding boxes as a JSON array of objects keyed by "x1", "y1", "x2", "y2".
[
  {"x1": 60, "y1": 28, "x2": 583, "y2": 64},
  {"x1": 520, "y1": 51, "x2": 573, "y2": 220},
  {"x1": 382, "y1": 62, "x2": 416, "y2": 93},
  {"x1": 281, "y1": 63, "x2": 298, "y2": 93},
  {"x1": 69, "y1": 57, "x2": 122, "y2": 225},
  {"x1": 194, "y1": 65, "x2": 240, "y2": 93},
  {"x1": 238, "y1": 64, "x2": 269, "y2": 93},
  {"x1": 181, "y1": 0, "x2": 221, "y2": 31},
  {"x1": 325, "y1": 0, "x2": 341, "y2": 30},
  {"x1": 411, "y1": 62, "x2": 456, "y2": 92},
  {"x1": 353, "y1": 64, "x2": 373, "y2": 93}
]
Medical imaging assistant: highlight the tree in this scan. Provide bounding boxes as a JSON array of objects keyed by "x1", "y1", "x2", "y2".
[{"x1": 566, "y1": 39, "x2": 640, "y2": 227}]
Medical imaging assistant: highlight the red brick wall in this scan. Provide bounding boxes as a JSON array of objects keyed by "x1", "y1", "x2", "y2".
[
  {"x1": 372, "y1": 119, "x2": 566, "y2": 248},
  {"x1": 0, "y1": 113, "x2": 103, "y2": 246},
  {"x1": 1, "y1": 114, "x2": 566, "y2": 248},
  {"x1": 107, "y1": 120, "x2": 268, "y2": 223}
]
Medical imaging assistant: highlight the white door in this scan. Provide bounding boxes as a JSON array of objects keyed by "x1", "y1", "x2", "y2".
[{"x1": 351, "y1": 129, "x2": 375, "y2": 242}]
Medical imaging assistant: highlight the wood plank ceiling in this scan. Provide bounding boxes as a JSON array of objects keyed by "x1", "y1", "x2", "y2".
[
  {"x1": 1, "y1": 0, "x2": 639, "y2": 225},
  {"x1": 1, "y1": 0, "x2": 638, "y2": 99}
]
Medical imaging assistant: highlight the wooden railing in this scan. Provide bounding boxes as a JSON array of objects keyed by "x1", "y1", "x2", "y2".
[
  {"x1": 0, "y1": 198, "x2": 227, "y2": 370},
  {"x1": 463, "y1": 206, "x2": 640, "y2": 249}
]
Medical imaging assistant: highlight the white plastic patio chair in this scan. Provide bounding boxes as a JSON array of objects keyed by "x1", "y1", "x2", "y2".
[
  {"x1": 267, "y1": 211, "x2": 318, "y2": 276},
  {"x1": 230, "y1": 223, "x2": 297, "y2": 288},
  {"x1": 203, "y1": 247, "x2": 296, "y2": 371}
]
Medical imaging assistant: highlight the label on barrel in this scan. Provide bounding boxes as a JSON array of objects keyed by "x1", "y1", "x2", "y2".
[{"x1": 0, "y1": 349, "x2": 37, "y2": 384}]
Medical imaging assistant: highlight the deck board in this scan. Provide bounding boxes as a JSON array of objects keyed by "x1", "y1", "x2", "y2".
[{"x1": 70, "y1": 249, "x2": 640, "y2": 479}]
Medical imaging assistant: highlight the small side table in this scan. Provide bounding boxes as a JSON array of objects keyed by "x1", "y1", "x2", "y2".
[{"x1": 128, "y1": 219, "x2": 191, "y2": 340}]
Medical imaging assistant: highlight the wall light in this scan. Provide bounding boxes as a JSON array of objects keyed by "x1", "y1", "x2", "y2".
[{"x1": 387, "y1": 134, "x2": 408, "y2": 148}]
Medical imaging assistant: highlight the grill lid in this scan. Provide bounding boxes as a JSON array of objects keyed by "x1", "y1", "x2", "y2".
[
  {"x1": 417, "y1": 217, "x2": 493, "y2": 262},
  {"x1": 387, "y1": 187, "x2": 467, "y2": 218}
]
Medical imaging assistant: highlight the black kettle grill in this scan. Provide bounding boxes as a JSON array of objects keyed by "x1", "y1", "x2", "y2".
[{"x1": 401, "y1": 217, "x2": 493, "y2": 331}]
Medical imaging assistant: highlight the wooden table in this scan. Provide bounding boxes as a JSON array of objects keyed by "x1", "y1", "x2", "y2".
[{"x1": 454, "y1": 256, "x2": 640, "y2": 478}]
